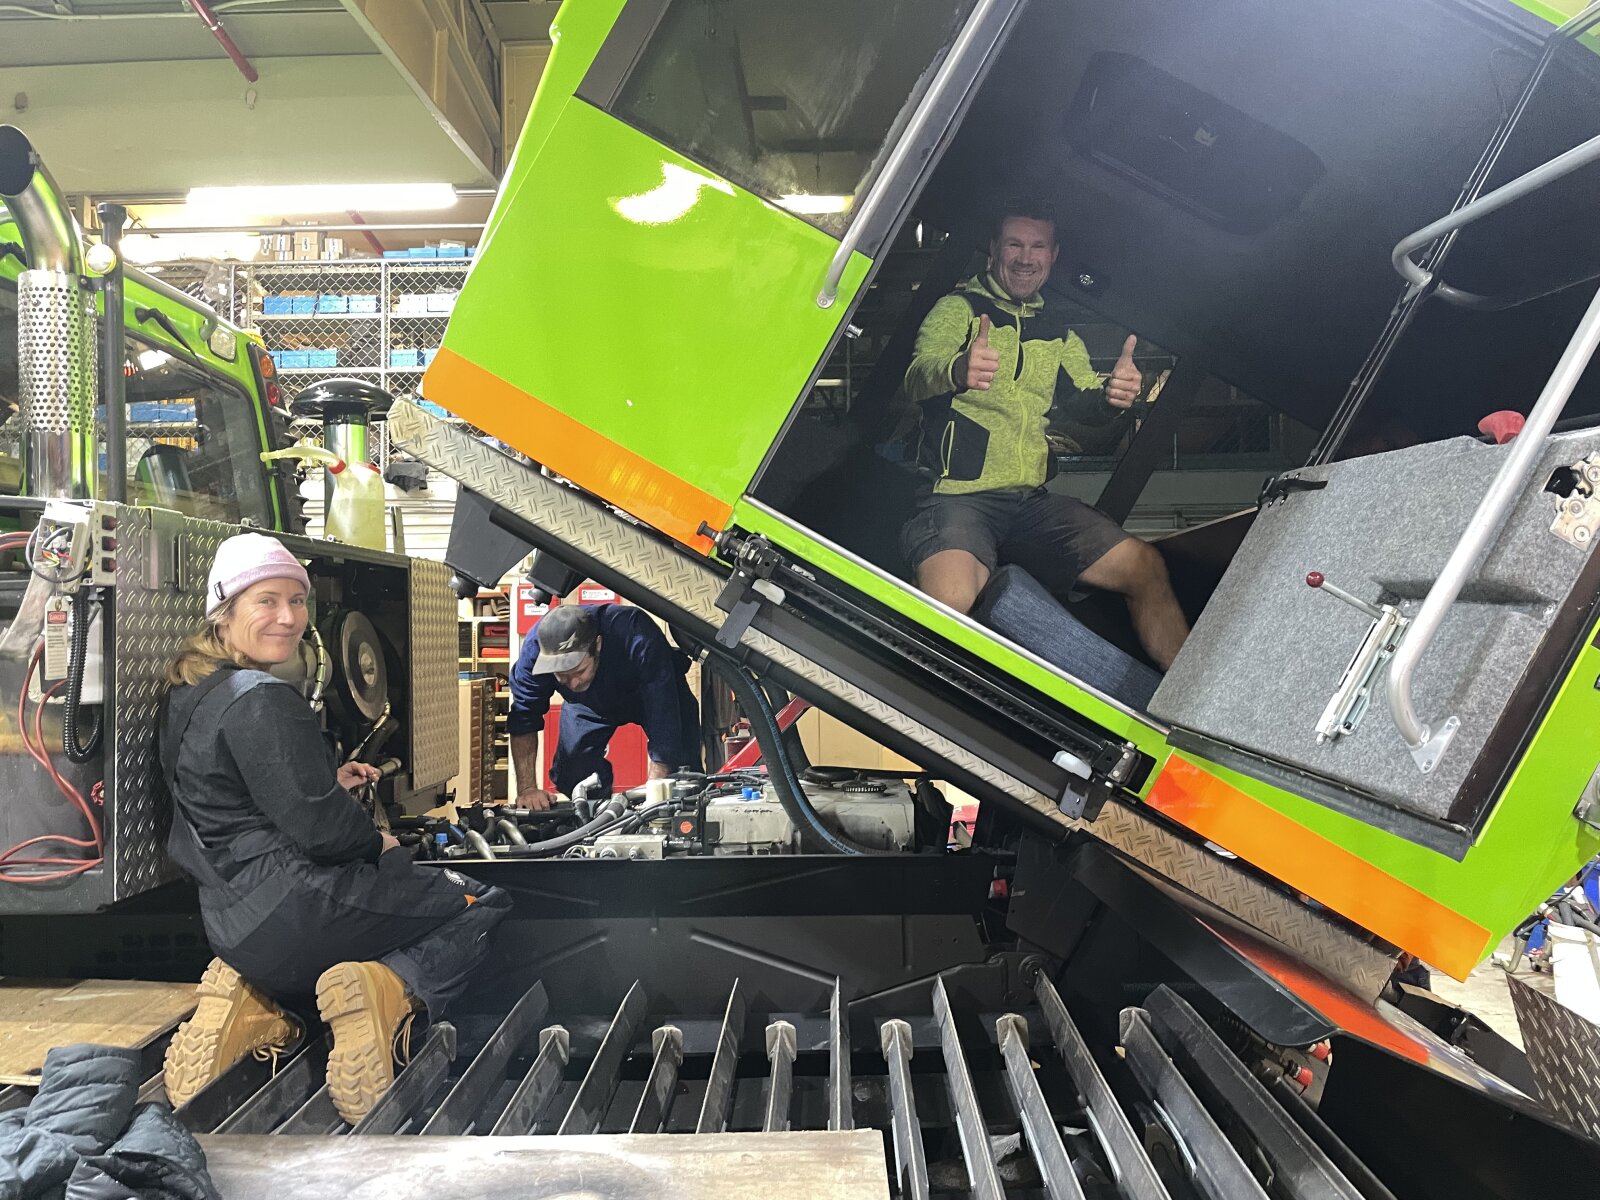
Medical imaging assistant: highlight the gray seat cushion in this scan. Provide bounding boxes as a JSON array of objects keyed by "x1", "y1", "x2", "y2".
[{"x1": 972, "y1": 565, "x2": 1162, "y2": 710}]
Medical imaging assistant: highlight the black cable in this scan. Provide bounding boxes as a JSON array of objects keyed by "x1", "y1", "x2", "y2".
[
  {"x1": 62, "y1": 589, "x2": 102, "y2": 763},
  {"x1": 714, "y1": 653, "x2": 876, "y2": 856}
]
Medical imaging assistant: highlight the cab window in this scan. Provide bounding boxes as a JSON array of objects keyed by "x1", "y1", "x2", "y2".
[
  {"x1": 0, "y1": 287, "x2": 272, "y2": 524},
  {"x1": 123, "y1": 340, "x2": 273, "y2": 524},
  {"x1": 606, "y1": 0, "x2": 978, "y2": 234}
]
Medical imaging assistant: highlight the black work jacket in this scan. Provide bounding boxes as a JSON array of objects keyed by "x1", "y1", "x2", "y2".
[{"x1": 162, "y1": 666, "x2": 383, "y2": 882}]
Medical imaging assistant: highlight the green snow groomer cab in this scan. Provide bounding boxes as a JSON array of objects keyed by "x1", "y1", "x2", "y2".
[
  {"x1": 0, "y1": 128, "x2": 459, "y2": 916},
  {"x1": 416, "y1": 0, "x2": 1600, "y2": 993}
]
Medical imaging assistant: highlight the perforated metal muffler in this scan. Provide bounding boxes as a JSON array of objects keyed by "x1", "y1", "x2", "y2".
[{"x1": 16, "y1": 268, "x2": 97, "y2": 498}]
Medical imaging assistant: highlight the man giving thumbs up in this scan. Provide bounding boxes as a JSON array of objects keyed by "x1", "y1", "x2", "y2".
[{"x1": 899, "y1": 202, "x2": 1189, "y2": 671}]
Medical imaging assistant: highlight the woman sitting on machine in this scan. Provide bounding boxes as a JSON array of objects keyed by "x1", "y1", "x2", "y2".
[{"x1": 158, "y1": 532, "x2": 509, "y2": 1123}]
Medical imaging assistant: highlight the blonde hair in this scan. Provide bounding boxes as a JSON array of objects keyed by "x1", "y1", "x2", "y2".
[{"x1": 164, "y1": 597, "x2": 257, "y2": 686}]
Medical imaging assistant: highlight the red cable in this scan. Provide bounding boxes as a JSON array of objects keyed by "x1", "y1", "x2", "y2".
[{"x1": 1, "y1": 642, "x2": 103, "y2": 882}]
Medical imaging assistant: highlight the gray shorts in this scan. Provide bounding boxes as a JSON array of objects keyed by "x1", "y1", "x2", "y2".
[{"x1": 900, "y1": 486, "x2": 1130, "y2": 596}]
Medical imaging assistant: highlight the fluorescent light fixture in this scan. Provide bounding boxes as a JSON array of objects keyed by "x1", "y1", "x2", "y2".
[
  {"x1": 777, "y1": 193, "x2": 853, "y2": 216},
  {"x1": 186, "y1": 183, "x2": 457, "y2": 217}
]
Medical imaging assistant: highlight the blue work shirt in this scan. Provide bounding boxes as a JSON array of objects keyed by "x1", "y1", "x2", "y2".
[{"x1": 507, "y1": 605, "x2": 697, "y2": 766}]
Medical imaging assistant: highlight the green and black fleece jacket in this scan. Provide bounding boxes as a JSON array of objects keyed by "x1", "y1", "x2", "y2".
[{"x1": 904, "y1": 273, "x2": 1119, "y2": 495}]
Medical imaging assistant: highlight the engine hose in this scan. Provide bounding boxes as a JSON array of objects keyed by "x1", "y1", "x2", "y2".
[
  {"x1": 504, "y1": 795, "x2": 628, "y2": 859},
  {"x1": 461, "y1": 827, "x2": 496, "y2": 859},
  {"x1": 62, "y1": 589, "x2": 102, "y2": 764},
  {"x1": 718, "y1": 656, "x2": 875, "y2": 856},
  {"x1": 496, "y1": 818, "x2": 527, "y2": 847}
]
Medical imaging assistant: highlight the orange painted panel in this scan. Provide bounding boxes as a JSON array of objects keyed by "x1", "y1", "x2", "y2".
[
  {"x1": 423, "y1": 348, "x2": 730, "y2": 552},
  {"x1": 1147, "y1": 757, "x2": 1491, "y2": 979}
]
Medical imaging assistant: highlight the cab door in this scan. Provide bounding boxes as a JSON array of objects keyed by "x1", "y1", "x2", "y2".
[{"x1": 427, "y1": 0, "x2": 1020, "y2": 550}]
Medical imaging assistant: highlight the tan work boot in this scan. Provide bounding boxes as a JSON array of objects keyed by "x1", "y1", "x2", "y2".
[
  {"x1": 164, "y1": 958, "x2": 298, "y2": 1109},
  {"x1": 316, "y1": 960, "x2": 419, "y2": 1125}
]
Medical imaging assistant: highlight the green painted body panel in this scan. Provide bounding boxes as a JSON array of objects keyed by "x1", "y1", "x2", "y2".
[
  {"x1": 1, "y1": 218, "x2": 282, "y2": 529},
  {"x1": 444, "y1": 98, "x2": 867, "y2": 507},
  {"x1": 734, "y1": 492, "x2": 1600, "y2": 961},
  {"x1": 439, "y1": 0, "x2": 1600, "y2": 969}
]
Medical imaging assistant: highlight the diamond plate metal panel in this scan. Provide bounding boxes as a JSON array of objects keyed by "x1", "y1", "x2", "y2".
[
  {"x1": 390, "y1": 401, "x2": 1392, "y2": 997},
  {"x1": 112, "y1": 505, "x2": 235, "y2": 902},
  {"x1": 408, "y1": 556, "x2": 459, "y2": 790},
  {"x1": 1509, "y1": 973, "x2": 1600, "y2": 1140}
]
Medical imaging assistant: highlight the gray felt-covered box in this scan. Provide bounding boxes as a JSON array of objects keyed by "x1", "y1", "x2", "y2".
[{"x1": 1149, "y1": 430, "x2": 1600, "y2": 826}]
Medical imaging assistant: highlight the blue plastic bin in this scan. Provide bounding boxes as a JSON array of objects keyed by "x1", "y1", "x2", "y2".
[
  {"x1": 317, "y1": 295, "x2": 347, "y2": 314},
  {"x1": 263, "y1": 296, "x2": 292, "y2": 316},
  {"x1": 290, "y1": 297, "x2": 316, "y2": 315},
  {"x1": 307, "y1": 349, "x2": 338, "y2": 368},
  {"x1": 280, "y1": 351, "x2": 312, "y2": 370},
  {"x1": 347, "y1": 294, "x2": 379, "y2": 314},
  {"x1": 390, "y1": 349, "x2": 421, "y2": 368}
]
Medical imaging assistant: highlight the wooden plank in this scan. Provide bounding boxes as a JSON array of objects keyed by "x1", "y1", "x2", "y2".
[
  {"x1": 0, "y1": 978, "x2": 195, "y2": 1085},
  {"x1": 202, "y1": 1132, "x2": 891, "y2": 1199}
]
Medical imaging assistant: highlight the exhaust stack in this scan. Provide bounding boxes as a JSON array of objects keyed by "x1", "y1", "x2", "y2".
[{"x1": 0, "y1": 125, "x2": 97, "y2": 499}]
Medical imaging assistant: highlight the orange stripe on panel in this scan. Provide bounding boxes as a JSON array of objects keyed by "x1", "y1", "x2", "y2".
[
  {"x1": 1146, "y1": 757, "x2": 1492, "y2": 980},
  {"x1": 422, "y1": 349, "x2": 731, "y2": 552}
]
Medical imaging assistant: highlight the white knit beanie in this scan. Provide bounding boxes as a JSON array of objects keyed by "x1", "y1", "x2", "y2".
[{"x1": 205, "y1": 533, "x2": 310, "y2": 617}]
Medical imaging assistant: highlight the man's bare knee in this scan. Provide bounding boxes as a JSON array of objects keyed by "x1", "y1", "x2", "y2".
[
  {"x1": 916, "y1": 549, "x2": 989, "y2": 614},
  {"x1": 1080, "y1": 537, "x2": 1163, "y2": 595}
]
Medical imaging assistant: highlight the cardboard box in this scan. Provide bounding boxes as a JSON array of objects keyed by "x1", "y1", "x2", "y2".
[{"x1": 292, "y1": 228, "x2": 322, "y2": 261}]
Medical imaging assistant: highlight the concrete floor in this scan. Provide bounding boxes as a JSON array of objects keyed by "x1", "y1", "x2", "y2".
[{"x1": 1426, "y1": 937, "x2": 1556, "y2": 1050}]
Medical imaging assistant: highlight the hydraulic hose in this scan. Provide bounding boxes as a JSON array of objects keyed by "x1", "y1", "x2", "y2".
[
  {"x1": 496, "y1": 818, "x2": 528, "y2": 847},
  {"x1": 715, "y1": 655, "x2": 876, "y2": 856},
  {"x1": 504, "y1": 795, "x2": 628, "y2": 859},
  {"x1": 62, "y1": 588, "x2": 102, "y2": 763},
  {"x1": 461, "y1": 827, "x2": 495, "y2": 859}
]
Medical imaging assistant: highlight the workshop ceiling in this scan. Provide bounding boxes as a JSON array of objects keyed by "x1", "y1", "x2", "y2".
[{"x1": 0, "y1": 0, "x2": 557, "y2": 194}]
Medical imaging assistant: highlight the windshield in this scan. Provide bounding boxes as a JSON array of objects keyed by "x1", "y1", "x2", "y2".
[{"x1": 0, "y1": 286, "x2": 273, "y2": 523}]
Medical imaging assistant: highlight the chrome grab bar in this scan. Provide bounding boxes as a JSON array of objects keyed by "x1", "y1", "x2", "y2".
[
  {"x1": 816, "y1": 0, "x2": 1009, "y2": 309},
  {"x1": 1387, "y1": 279, "x2": 1600, "y2": 768},
  {"x1": 1391, "y1": 129, "x2": 1600, "y2": 308}
]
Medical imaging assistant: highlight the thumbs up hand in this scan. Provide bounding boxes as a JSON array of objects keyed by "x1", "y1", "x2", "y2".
[
  {"x1": 954, "y1": 314, "x2": 1001, "y2": 392},
  {"x1": 1105, "y1": 334, "x2": 1141, "y2": 408}
]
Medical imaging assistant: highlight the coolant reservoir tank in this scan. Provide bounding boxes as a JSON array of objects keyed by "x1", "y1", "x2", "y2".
[
  {"x1": 325, "y1": 457, "x2": 385, "y2": 550},
  {"x1": 262, "y1": 444, "x2": 386, "y2": 551}
]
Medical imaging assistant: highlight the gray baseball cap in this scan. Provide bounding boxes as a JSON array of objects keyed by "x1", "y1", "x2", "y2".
[{"x1": 530, "y1": 604, "x2": 599, "y2": 674}]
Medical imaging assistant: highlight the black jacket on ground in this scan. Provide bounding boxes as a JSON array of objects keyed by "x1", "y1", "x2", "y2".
[
  {"x1": 160, "y1": 665, "x2": 478, "y2": 1001},
  {"x1": 0, "y1": 1043, "x2": 218, "y2": 1200}
]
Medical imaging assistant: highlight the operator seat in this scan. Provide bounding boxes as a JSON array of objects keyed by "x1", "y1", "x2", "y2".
[{"x1": 971, "y1": 564, "x2": 1161, "y2": 710}]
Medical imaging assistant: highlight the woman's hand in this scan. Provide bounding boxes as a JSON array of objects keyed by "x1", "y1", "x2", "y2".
[{"x1": 338, "y1": 761, "x2": 383, "y2": 792}]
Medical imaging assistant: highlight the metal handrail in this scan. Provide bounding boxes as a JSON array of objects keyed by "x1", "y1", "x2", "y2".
[
  {"x1": 815, "y1": 0, "x2": 1008, "y2": 309},
  {"x1": 1387, "y1": 279, "x2": 1600, "y2": 756},
  {"x1": 1391, "y1": 130, "x2": 1600, "y2": 307}
]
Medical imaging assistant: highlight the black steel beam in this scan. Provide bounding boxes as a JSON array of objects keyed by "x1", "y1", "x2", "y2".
[
  {"x1": 996, "y1": 1013, "x2": 1086, "y2": 1200},
  {"x1": 695, "y1": 979, "x2": 747, "y2": 1134},
  {"x1": 880, "y1": 1018, "x2": 931, "y2": 1200},
  {"x1": 629, "y1": 1025, "x2": 684, "y2": 1134},
  {"x1": 351, "y1": 1023, "x2": 457, "y2": 1136},
  {"x1": 559, "y1": 981, "x2": 648, "y2": 1135},
  {"x1": 1144, "y1": 986, "x2": 1365, "y2": 1200},
  {"x1": 489, "y1": 1026, "x2": 570, "y2": 1136},
  {"x1": 828, "y1": 978, "x2": 853, "y2": 1132},
  {"x1": 1120, "y1": 1007, "x2": 1269, "y2": 1200},
  {"x1": 421, "y1": 983, "x2": 549, "y2": 1135},
  {"x1": 1035, "y1": 974, "x2": 1171, "y2": 1200},
  {"x1": 933, "y1": 977, "x2": 1005, "y2": 1200},
  {"x1": 763, "y1": 1020, "x2": 797, "y2": 1133},
  {"x1": 213, "y1": 1038, "x2": 329, "y2": 1135}
]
